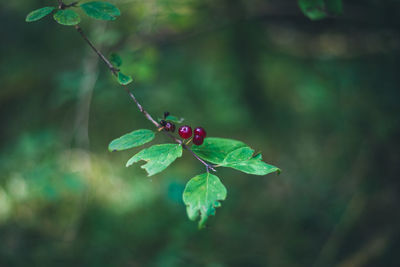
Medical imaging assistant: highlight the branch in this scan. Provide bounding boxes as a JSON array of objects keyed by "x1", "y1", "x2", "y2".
[
  {"x1": 73, "y1": 23, "x2": 216, "y2": 172},
  {"x1": 64, "y1": 2, "x2": 79, "y2": 8},
  {"x1": 124, "y1": 88, "x2": 161, "y2": 128},
  {"x1": 75, "y1": 25, "x2": 119, "y2": 76}
]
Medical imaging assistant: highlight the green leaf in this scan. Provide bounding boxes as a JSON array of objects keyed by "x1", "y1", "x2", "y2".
[
  {"x1": 223, "y1": 146, "x2": 254, "y2": 164},
  {"x1": 126, "y1": 144, "x2": 182, "y2": 176},
  {"x1": 26, "y1": 7, "x2": 55, "y2": 22},
  {"x1": 110, "y1": 53, "x2": 122, "y2": 67},
  {"x1": 298, "y1": 0, "x2": 327, "y2": 20},
  {"x1": 192, "y1": 137, "x2": 280, "y2": 176},
  {"x1": 165, "y1": 115, "x2": 184, "y2": 124},
  {"x1": 222, "y1": 146, "x2": 280, "y2": 175},
  {"x1": 157, "y1": 115, "x2": 185, "y2": 124},
  {"x1": 117, "y1": 72, "x2": 133, "y2": 85},
  {"x1": 298, "y1": 0, "x2": 342, "y2": 20},
  {"x1": 225, "y1": 159, "x2": 280, "y2": 176},
  {"x1": 53, "y1": 9, "x2": 81, "y2": 26},
  {"x1": 183, "y1": 173, "x2": 227, "y2": 229},
  {"x1": 191, "y1": 137, "x2": 247, "y2": 164},
  {"x1": 80, "y1": 1, "x2": 121, "y2": 21},
  {"x1": 108, "y1": 129, "x2": 155, "y2": 152}
]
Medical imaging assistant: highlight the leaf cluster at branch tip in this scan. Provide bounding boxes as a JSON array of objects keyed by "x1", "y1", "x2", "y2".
[{"x1": 25, "y1": 1, "x2": 121, "y2": 26}]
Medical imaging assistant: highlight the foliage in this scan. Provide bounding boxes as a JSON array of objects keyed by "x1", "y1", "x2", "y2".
[
  {"x1": 25, "y1": 7, "x2": 55, "y2": 22},
  {"x1": 109, "y1": 53, "x2": 122, "y2": 67},
  {"x1": 183, "y1": 173, "x2": 227, "y2": 228},
  {"x1": 80, "y1": 1, "x2": 121, "y2": 21},
  {"x1": 117, "y1": 72, "x2": 133, "y2": 85},
  {"x1": 25, "y1": 1, "x2": 120, "y2": 25},
  {"x1": 53, "y1": 9, "x2": 80, "y2": 26},
  {"x1": 108, "y1": 129, "x2": 155, "y2": 152},
  {"x1": 298, "y1": 0, "x2": 343, "y2": 20},
  {"x1": 25, "y1": 0, "x2": 282, "y2": 228},
  {"x1": 126, "y1": 144, "x2": 183, "y2": 176},
  {"x1": 165, "y1": 115, "x2": 184, "y2": 124}
]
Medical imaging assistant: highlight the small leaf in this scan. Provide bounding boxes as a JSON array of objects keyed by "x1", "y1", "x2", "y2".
[
  {"x1": 157, "y1": 115, "x2": 185, "y2": 124},
  {"x1": 80, "y1": 1, "x2": 121, "y2": 21},
  {"x1": 183, "y1": 173, "x2": 227, "y2": 229},
  {"x1": 298, "y1": 0, "x2": 327, "y2": 20},
  {"x1": 298, "y1": 0, "x2": 342, "y2": 20},
  {"x1": 108, "y1": 129, "x2": 155, "y2": 152},
  {"x1": 191, "y1": 137, "x2": 247, "y2": 164},
  {"x1": 26, "y1": 7, "x2": 55, "y2": 22},
  {"x1": 117, "y1": 72, "x2": 133, "y2": 85},
  {"x1": 53, "y1": 9, "x2": 81, "y2": 26},
  {"x1": 165, "y1": 115, "x2": 184, "y2": 124},
  {"x1": 110, "y1": 53, "x2": 122, "y2": 67},
  {"x1": 126, "y1": 144, "x2": 182, "y2": 176}
]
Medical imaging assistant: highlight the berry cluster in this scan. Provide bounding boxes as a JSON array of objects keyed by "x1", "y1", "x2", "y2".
[
  {"x1": 179, "y1": 125, "x2": 207, "y2": 145},
  {"x1": 159, "y1": 112, "x2": 207, "y2": 145}
]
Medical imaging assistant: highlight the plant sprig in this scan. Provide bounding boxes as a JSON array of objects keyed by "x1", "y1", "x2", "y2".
[{"x1": 26, "y1": 0, "x2": 281, "y2": 229}]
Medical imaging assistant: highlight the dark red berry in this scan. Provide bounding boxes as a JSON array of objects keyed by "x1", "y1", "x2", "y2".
[
  {"x1": 178, "y1": 125, "x2": 192, "y2": 139},
  {"x1": 165, "y1": 122, "x2": 175, "y2": 132},
  {"x1": 194, "y1": 127, "x2": 206, "y2": 138},
  {"x1": 193, "y1": 135, "x2": 204, "y2": 145},
  {"x1": 164, "y1": 111, "x2": 170, "y2": 119}
]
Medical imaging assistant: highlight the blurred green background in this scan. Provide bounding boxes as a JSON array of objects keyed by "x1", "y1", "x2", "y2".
[{"x1": 1, "y1": 0, "x2": 399, "y2": 266}]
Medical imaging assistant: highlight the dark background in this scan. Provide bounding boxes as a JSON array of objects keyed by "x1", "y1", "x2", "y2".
[{"x1": 1, "y1": 0, "x2": 399, "y2": 266}]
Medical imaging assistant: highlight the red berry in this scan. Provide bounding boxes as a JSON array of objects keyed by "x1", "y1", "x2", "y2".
[
  {"x1": 178, "y1": 125, "x2": 192, "y2": 139},
  {"x1": 193, "y1": 135, "x2": 204, "y2": 145},
  {"x1": 194, "y1": 127, "x2": 206, "y2": 138},
  {"x1": 165, "y1": 122, "x2": 175, "y2": 132}
]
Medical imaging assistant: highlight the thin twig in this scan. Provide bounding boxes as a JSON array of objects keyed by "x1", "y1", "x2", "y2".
[
  {"x1": 70, "y1": 17, "x2": 216, "y2": 171},
  {"x1": 124, "y1": 88, "x2": 161, "y2": 128},
  {"x1": 75, "y1": 25, "x2": 119, "y2": 76},
  {"x1": 65, "y1": 1, "x2": 79, "y2": 8}
]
